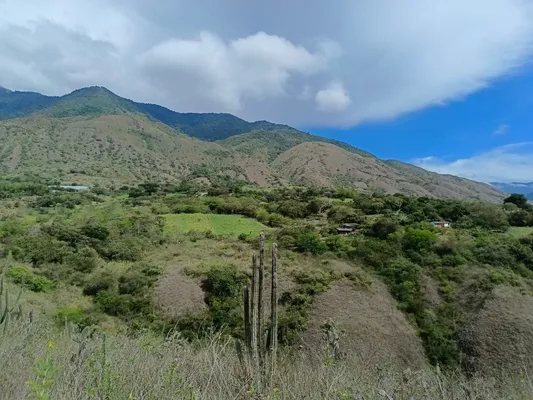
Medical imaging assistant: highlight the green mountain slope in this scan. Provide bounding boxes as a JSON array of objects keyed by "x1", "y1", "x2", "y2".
[
  {"x1": 219, "y1": 129, "x2": 375, "y2": 161},
  {"x1": 0, "y1": 114, "x2": 232, "y2": 185},
  {"x1": 0, "y1": 87, "x2": 58, "y2": 119},
  {"x1": 0, "y1": 87, "x2": 372, "y2": 150},
  {"x1": 36, "y1": 86, "x2": 138, "y2": 118},
  {"x1": 0, "y1": 86, "x2": 506, "y2": 201}
]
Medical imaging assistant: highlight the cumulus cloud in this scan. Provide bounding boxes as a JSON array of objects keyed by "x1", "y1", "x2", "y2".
[
  {"x1": 315, "y1": 82, "x2": 351, "y2": 112},
  {"x1": 1, "y1": 0, "x2": 533, "y2": 126},
  {"x1": 412, "y1": 143, "x2": 533, "y2": 182},
  {"x1": 139, "y1": 31, "x2": 332, "y2": 112}
]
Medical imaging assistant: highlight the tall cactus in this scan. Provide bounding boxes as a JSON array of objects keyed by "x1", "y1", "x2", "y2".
[
  {"x1": 0, "y1": 275, "x2": 23, "y2": 337},
  {"x1": 238, "y1": 232, "x2": 279, "y2": 388}
]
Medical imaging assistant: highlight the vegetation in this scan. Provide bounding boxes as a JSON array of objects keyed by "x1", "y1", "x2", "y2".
[
  {"x1": 163, "y1": 213, "x2": 268, "y2": 238},
  {"x1": 0, "y1": 170, "x2": 532, "y2": 398},
  {"x1": 4, "y1": 321, "x2": 533, "y2": 399},
  {"x1": 0, "y1": 86, "x2": 505, "y2": 201}
]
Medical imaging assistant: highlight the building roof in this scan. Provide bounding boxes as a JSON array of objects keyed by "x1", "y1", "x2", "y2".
[{"x1": 337, "y1": 228, "x2": 354, "y2": 233}]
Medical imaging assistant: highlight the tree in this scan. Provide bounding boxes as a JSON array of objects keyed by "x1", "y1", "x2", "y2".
[
  {"x1": 296, "y1": 233, "x2": 327, "y2": 254},
  {"x1": 367, "y1": 218, "x2": 399, "y2": 240},
  {"x1": 508, "y1": 209, "x2": 532, "y2": 227},
  {"x1": 463, "y1": 203, "x2": 509, "y2": 231},
  {"x1": 504, "y1": 194, "x2": 529, "y2": 210},
  {"x1": 307, "y1": 197, "x2": 331, "y2": 215}
]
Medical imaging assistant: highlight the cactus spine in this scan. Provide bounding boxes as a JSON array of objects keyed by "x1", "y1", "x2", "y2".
[{"x1": 239, "y1": 232, "x2": 279, "y2": 388}]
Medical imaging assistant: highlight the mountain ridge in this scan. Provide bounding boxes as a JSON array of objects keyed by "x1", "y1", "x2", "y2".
[
  {"x1": 490, "y1": 182, "x2": 533, "y2": 200},
  {"x1": 0, "y1": 86, "x2": 506, "y2": 202}
]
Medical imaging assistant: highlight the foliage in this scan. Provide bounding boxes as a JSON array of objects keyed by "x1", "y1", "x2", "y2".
[
  {"x1": 179, "y1": 264, "x2": 248, "y2": 339},
  {"x1": 296, "y1": 233, "x2": 327, "y2": 255},
  {"x1": 504, "y1": 193, "x2": 530, "y2": 210},
  {"x1": 7, "y1": 266, "x2": 53, "y2": 292}
]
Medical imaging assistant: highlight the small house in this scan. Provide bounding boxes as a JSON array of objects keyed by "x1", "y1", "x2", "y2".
[
  {"x1": 49, "y1": 185, "x2": 90, "y2": 192},
  {"x1": 431, "y1": 221, "x2": 452, "y2": 228},
  {"x1": 336, "y1": 227, "x2": 354, "y2": 235},
  {"x1": 336, "y1": 223, "x2": 359, "y2": 235}
]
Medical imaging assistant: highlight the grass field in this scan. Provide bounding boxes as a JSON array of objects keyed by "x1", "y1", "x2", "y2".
[
  {"x1": 508, "y1": 227, "x2": 533, "y2": 238},
  {"x1": 163, "y1": 213, "x2": 268, "y2": 237}
]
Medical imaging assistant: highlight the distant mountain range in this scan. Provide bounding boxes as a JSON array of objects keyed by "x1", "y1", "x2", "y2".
[
  {"x1": 490, "y1": 182, "x2": 533, "y2": 200},
  {"x1": 0, "y1": 86, "x2": 505, "y2": 202}
]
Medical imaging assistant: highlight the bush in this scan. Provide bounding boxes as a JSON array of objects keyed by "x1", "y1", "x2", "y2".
[
  {"x1": 366, "y1": 218, "x2": 399, "y2": 240},
  {"x1": 53, "y1": 306, "x2": 99, "y2": 327},
  {"x1": 82, "y1": 272, "x2": 115, "y2": 296},
  {"x1": 64, "y1": 246, "x2": 102, "y2": 273},
  {"x1": 95, "y1": 290, "x2": 152, "y2": 317},
  {"x1": 296, "y1": 233, "x2": 327, "y2": 255},
  {"x1": 402, "y1": 229, "x2": 438, "y2": 253},
  {"x1": 194, "y1": 264, "x2": 249, "y2": 334},
  {"x1": 16, "y1": 235, "x2": 72, "y2": 266},
  {"x1": 7, "y1": 266, "x2": 53, "y2": 292},
  {"x1": 118, "y1": 263, "x2": 161, "y2": 296}
]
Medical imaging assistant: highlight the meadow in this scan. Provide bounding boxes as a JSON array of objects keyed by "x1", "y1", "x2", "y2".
[
  {"x1": 163, "y1": 213, "x2": 269, "y2": 237},
  {"x1": 509, "y1": 226, "x2": 533, "y2": 238}
]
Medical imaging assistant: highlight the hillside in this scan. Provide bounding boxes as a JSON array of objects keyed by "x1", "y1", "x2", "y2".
[
  {"x1": 0, "y1": 87, "x2": 57, "y2": 119},
  {"x1": 226, "y1": 140, "x2": 503, "y2": 202},
  {"x1": 0, "y1": 86, "x2": 506, "y2": 201},
  {"x1": 0, "y1": 114, "x2": 235, "y2": 185}
]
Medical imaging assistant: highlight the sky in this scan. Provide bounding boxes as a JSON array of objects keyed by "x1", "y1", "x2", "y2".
[{"x1": 0, "y1": 0, "x2": 532, "y2": 182}]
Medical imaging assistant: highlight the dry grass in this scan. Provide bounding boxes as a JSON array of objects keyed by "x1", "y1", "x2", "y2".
[
  {"x1": 459, "y1": 286, "x2": 533, "y2": 376},
  {"x1": 301, "y1": 278, "x2": 427, "y2": 370},
  {"x1": 2, "y1": 319, "x2": 533, "y2": 400},
  {"x1": 153, "y1": 269, "x2": 207, "y2": 318}
]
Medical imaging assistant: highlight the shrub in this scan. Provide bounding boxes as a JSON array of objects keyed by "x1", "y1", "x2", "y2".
[
  {"x1": 16, "y1": 235, "x2": 72, "y2": 266},
  {"x1": 7, "y1": 266, "x2": 53, "y2": 292},
  {"x1": 82, "y1": 272, "x2": 115, "y2": 296},
  {"x1": 53, "y1": 306, "x2": 99, "y2": 327},
  {"x1": 402, "y1": 228, "x2": 438, "y2": 253},
  {"x1": 118, "y1": 263, "x2": 161, "y2": 296},
  {"x1": 296, "y1": 232, "x2": 327, "y2": 255},
  {"x1": 64, "y1": 247, "x2": 102, "y2": 273},
  {"x1": 95, "y1": 291, "x2": 152, "y2": 317},
  {"x1": 367, "y1": 218, "x2": 399, "y2": 240}
]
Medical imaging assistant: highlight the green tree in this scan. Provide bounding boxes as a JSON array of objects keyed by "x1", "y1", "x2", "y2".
[
  {"x1": 367, "y1": 218, "x2": 399, "y2": 240},
  {"x1": 296, "y1": 232, "x2": 327, "y2": 254},
  {"x1": 504, "y1": 193, "x2": 529, "y2": 209}
]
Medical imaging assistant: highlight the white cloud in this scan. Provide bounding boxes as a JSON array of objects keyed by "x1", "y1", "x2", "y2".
[
  {"x1": 412, "y1": 143, "x2": 533, "y2": 182},
  {"x1": 493, "y1": 124, "x2": 510, "y2": 135},
  {"x1": 315, "y1": 82, "x2": 351, "y2": 112},
  {"x1": 0, "y1": 0, "x2": 533, "y2": 126},
  {"x1": 139, "y1": 31, "x2": 332, "y2": 112}
]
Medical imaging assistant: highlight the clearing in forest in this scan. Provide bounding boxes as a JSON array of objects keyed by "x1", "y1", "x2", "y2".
[
  {"x1": 508, "y1": 227, "x2": 533, "y2": 238},
  {"x1": 163, "y1": 213, "x2": 268, "y2": 237}
]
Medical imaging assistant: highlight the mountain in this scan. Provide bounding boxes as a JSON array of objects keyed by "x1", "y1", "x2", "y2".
[
  {"x1": 0, "y1": 87, "x2": 58, "y2": 119},
  {"x1": 0, "y1": 86, "x2": 506, "y2": 201},
  {"x1": 490, "y1": 182, "x2": 533, "y2": 200}
]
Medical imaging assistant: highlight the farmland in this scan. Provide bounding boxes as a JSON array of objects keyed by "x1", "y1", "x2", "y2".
[{"x1": 163, "y1": 213, "x2": 269, "y2": 237}]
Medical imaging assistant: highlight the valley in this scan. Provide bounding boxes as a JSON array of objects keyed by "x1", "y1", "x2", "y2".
[{"x1": 0, "y1": 87, "x2": 532, "y2": 399}]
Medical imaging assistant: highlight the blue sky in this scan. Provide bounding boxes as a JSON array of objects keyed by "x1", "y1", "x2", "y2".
[{"x1": 308, "y1": 66, "x2": 533, "y2": 183}]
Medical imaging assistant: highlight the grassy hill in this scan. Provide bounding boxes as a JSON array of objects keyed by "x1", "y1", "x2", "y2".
[
  {"x1": 0, "y1": 114, "x2": 234, "y2": 185},
  {"x1": 0, "y1": 86, "x2": 506, "y2": 201}
]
